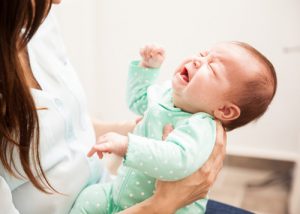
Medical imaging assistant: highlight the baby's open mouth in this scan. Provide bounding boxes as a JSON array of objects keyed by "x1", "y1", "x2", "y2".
[{"x1": 180, "y1": 67, "x2": 189, "y2": 83}]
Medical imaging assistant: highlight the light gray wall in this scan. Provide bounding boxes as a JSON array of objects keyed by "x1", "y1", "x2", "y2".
[{"x1": 55, "y1": 0, "x2": 300, "y2": 158}]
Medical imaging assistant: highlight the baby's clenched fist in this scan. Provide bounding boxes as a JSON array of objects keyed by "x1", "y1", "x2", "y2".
[{"x1": 139, "y1": 44, "x2": 165, "y2": 68}]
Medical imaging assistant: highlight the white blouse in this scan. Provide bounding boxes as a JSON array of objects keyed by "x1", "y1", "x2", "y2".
[{"x1": 0, "y1": 11, "x2": 105, "y2": 214}]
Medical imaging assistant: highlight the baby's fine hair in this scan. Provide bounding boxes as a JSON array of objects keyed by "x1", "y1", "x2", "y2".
[{"x1": 225, "y1": 41, "x2": 277, "y2": 131}]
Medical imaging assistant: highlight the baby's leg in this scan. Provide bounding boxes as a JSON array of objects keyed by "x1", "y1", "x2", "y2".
[{"x1": 70, "y1": 183, "x2": 112, "y2": 214}]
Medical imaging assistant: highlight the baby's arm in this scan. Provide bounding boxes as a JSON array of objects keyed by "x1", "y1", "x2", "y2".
[
  {"x1": 124, "y1": 114, "x2": 216, "y2": 181},
  {"x1": 127, "y1": 45, "x2": 165, "y2": 115},
  {"x1": 88, "y1": 114, "x2": 216, "y2": 181}
]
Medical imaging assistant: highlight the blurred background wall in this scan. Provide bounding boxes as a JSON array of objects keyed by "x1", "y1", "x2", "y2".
[{"x1": 54, "y1": 0, "x2": 300, "y2": 213}]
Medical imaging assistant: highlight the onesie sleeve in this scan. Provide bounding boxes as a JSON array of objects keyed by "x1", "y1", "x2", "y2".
[
  {"x1": 0, "y1": 176, "x2": 20, "y2": 214},
  {"x1": 126, "y1": 60, "x2": 160, "y2": 116},
  {"x1": 123, "y1": 113, "x2": 216, "y2": 181}
]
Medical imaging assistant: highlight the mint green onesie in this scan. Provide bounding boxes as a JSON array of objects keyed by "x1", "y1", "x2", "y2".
[{"x1": 70, "y1": 61, "x2": 216, "y2": 214}]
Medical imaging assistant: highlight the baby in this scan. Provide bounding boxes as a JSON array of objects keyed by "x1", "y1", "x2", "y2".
[{"x1": 71, "y1": 41, "x2": 277, "y2": 214}]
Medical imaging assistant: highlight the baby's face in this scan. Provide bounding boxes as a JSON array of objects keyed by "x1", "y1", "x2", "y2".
[{"x1": 172, "y1": 42, "x2": 259, "y2": 114}]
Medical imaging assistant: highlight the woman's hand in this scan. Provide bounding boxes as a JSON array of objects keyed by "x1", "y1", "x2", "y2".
[{"x1": 153, "y1": 120, "x2": 227, "y2": 211}]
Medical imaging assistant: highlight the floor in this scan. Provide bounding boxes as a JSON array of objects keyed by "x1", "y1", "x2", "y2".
[{"x1": 209, "y1": 156, "x2": 294, "y2": 214}]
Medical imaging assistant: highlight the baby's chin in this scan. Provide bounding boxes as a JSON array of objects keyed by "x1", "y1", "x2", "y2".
[
  {"x1": 171, "y1": 92, "x2": 184, "y2": 109},
  {"x1": 172, "y1": 93, "x2": 215, "y2": 115},
  {"x1": 172, "y1": 94, "x2": 196, "y2": 114}
]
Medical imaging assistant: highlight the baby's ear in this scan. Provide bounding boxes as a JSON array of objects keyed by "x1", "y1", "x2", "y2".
[{"x1": 213, "y1": 102, "x2": 240, "y2": 122}]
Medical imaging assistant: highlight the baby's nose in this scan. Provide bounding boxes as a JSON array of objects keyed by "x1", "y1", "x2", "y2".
[{"x1": 192, "y1": 59, "x2": 201, "y2": 69}]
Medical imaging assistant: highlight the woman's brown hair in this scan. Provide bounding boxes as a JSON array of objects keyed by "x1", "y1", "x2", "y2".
[{"x1": 0, "y1": 0, "x2": 55, "y2": 193}]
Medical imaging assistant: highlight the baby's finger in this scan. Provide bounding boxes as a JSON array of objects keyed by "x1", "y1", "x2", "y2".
[
  {"x1": 145, "y1": 45, "x2": 151, "y2": 59},
  {"x1": 97, "y1": 151, "x2": 104, "y2": 159},
  {"x1": 155, "y1": 47, "x2": 165, "y2": 56},
  {"x1": 87, "y1": 148, "x2": 97, "y2": 157},
  {"x1": 93, "y1": 143, "x2": 112, "y2": 153},
  {"x1": 139, "y1": 47, "x2": 146, "y2": 58},
  {"x1": 148, "y1": 45, "x2": 157, "y2": 57}
]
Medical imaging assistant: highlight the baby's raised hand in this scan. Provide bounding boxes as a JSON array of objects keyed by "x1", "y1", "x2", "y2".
[
  {"x1": 87, "y1": 132, "x2": 129, "y2": 159},
  {"x1": 139, "y1": 44, "x2": 165, "y2": 68}
]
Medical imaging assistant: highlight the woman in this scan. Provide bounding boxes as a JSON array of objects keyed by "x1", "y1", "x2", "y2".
[{"x1": 0, "y1": 0, "x2": 228, "y2": 213}]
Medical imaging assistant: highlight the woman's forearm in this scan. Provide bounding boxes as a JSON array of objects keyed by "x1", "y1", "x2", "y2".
[
  {"x1": 92, "y1": 118, "x2": 135, "y2": 138},
  {"x1": 118, "y1": 196, "x2": 176, "y2": 214}
]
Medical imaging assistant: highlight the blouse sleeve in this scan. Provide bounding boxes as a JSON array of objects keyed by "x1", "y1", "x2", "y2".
[{"x1": 0, "y1": 176, "x2": 20, "y2": 214}]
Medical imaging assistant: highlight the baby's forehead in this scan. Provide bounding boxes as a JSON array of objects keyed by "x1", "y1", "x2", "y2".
[
  {"x1": 211, "y1": 43, "x2": 262, "y2": 68},
  {"x1": 209, "y1": 42, "x2": 249, "y2": 56}
]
